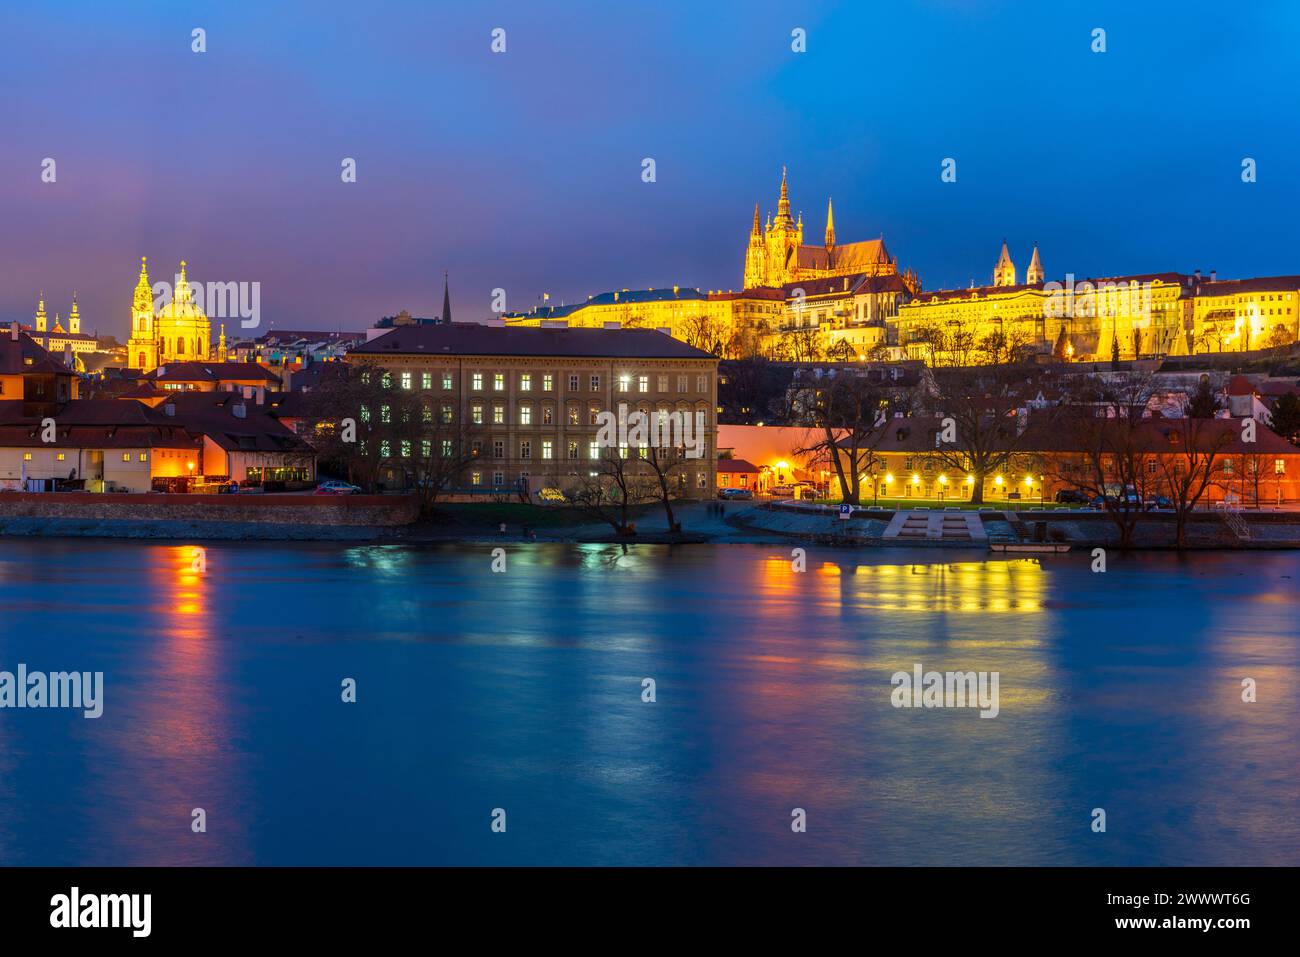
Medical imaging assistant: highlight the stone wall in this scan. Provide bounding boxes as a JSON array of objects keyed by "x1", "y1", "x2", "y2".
[{"x1": 0, "y1": 492, "x2": 419, "y2": 527}]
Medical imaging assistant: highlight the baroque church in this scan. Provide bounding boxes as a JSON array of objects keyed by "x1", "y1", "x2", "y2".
[
  {"x1": 742, "y1": 168, "x2": 920, "y2": 293},
  {"x1": 124, "y1": 257, "x2": 223, "y2": 373}
]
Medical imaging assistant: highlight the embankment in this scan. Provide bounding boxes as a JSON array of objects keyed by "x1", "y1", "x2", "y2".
[{"x1": 0, "y1": 492, "x2": 419, "y2": 541}]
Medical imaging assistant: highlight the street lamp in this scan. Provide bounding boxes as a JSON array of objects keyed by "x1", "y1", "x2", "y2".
[{"x1": 938, "y1": 473, "x2": 948, "y2": 501}]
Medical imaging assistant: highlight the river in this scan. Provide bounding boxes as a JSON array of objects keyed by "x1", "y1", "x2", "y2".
[{"x1": 0, "y1": 539, "x2": 1296, "y2": 865}]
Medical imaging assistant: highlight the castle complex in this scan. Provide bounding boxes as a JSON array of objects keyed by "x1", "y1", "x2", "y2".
[{"x1": 506, "y1": 168, "x2": 1300, "y2": 365}]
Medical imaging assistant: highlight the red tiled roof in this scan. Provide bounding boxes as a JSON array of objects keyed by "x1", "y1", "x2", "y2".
[{"x1": 717, "y1": 458, "x2": 761, "y2": 473}]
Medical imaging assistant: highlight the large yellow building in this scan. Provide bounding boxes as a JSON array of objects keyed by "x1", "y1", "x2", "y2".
[{"x1": 124, "y1": 257, "x2": 212, "y2": 372}]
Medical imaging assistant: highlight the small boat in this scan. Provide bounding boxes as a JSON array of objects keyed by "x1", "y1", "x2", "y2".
[{"x1": 988, "y1": 541, "x2": 1072, "y2": 553}]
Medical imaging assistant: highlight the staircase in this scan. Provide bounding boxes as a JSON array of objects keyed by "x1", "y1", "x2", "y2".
[
  {"x1": 883, "y1": 509, "x2": 988, "y2": 543},
  {"x1": 1220, "y1": 507, "x2": 1252, "y2": 541}
]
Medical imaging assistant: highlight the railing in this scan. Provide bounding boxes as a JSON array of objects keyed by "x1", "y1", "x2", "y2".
[{"x1": 1220, "y1": 505, "x2": 1252, "y2": 540}]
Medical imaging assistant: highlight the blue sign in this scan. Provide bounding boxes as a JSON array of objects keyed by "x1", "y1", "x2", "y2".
[{"x1": 838, "y1": 504, "x2": 852, "y2": 520}]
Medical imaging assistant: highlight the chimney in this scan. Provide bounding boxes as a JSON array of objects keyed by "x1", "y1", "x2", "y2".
[
  {"x1": 1194, "y1": 269, "x2": 1201, "y2": 280},
  {"x1": 63, "y1": 343, "x2": 73, "y2": 367},
  {"x1": 9, "y1": 321, "x2": 17, "y2": 341},
  {"x1": 232, "y1": 403, "x2": 247, "y2": 419},
  {"x1": 1210, "y1": 270, "x2": 1217, "y2": 282},
  {"x1": 256, "y1": 388, "x2": 265, "y2": 406}
]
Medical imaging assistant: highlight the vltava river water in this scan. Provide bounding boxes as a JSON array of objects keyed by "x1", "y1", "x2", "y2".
[{"x1": 0, "y1": 539, "x2": 1296, "y2": 865}]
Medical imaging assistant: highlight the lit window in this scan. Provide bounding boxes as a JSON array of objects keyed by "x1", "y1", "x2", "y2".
[
  {"x1": 401, "y1": 440, "x2": 412, "y2": 458},
  {"x1": 56, "y1": 452, "x2": 66, "y2": 461},
  {"x1": 400, "y1": 371, "x2": 412, "y2": 390},
  {"x1": 542, "y1": 374, "x2": 553, "y2": 391},
  {"x1": 441, "y1": 405, "x2": 453, "y2": 424},
  {"x1": 618, "y1": 375, "x2": 630, "y2": 393},
  {"x1": 421, "y1": 372, "x2": 432, "y2": 390},
  {"x1": 589, "y1": 441, "x2": 600, "y2": 459},
  {"x1": 568, "y1": 375, "x2": 579, "y2": 391},
  {"x1": 472, "y1": 373, "x2": 483, "y2": 391},
  {"x1": 441, "y1": 439, "x2": 453, "y2": 458},
  {"x1": 421, "y1": 439, "x2": 431, "y2": 458},
  {"x1": 122, "y1": 453, "x2": 130, "y2": 462},
  {"x1": 380, "y1": 405, "x2": 391, "y2": 424},
  {"x1": 520, "y1": 406, "x2": 532, "y2": 425},
  {"x1": 380, "y1": 440, "x2": 391, "y2": 458},
  {"x1": 493, "y1": 373, "x2": 505, "y2": 391},
  {"x1": 638, "y1": 375, "x2": 649, "y2": 393},
  {"x1": 590, "y1": 375, "x2": 600, "y2": 391},
  {"x1": 520, "y1": 374, "x2": 532, "y2": 391},
  {"x1": 24, "y1": 452, "x2": 33, "y2": 461},
  {"x1": 493, "y1": 405, "x2": 504, "y2": 424},
  {"x1": 542, "y1": 440, "x2": 553, "y2": 460},
  {"x1": 442, "y1": 373, "x2": 453, "y2": 390},
  {"x1": 471, "y1": 471, "x2": 482, "y2": 486},
  {"x1": 472, "y1": 404, "x2": 483, "y2": 424},
  {"x1": 567, "y1": 441, "x2": 579, "y2": 460},
  {"x1": 139, "y1": 453, "x2": 148, "y2": 462}
]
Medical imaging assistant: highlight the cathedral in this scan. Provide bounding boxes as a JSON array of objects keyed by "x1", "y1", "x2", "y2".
[
  {"x1": 742, "y1": 168, "x2": 919, "y2": 293},
  {"x1": 124, "y1": 257, "x2": 218, "y2": 372}
]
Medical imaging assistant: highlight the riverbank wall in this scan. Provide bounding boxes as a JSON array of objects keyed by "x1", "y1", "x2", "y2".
[{"x1": 0, "y1": 492, "x2": 419, "y2": 540}]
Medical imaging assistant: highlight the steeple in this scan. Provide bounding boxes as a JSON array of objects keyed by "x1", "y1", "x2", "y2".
[
  {"x1": 69, "y1": 292, "x2": 80, "y2": 334},
  {"x1": 775, "y1": 166, "x2": 792, "y2": 224},
  {"x1": 174, "y1": 259, "x2": 192, "y2": 304},
  {"x1": 441, "y1": 272, "x2": 452, "y2": 325},
  {"x1": 217, "y1": 323, "x2": 228, "y2": 361},
  {"x1": 1025, "y1": 243, "x2": 1044, "y2": 285},
  {"x1": 133, "y1": 256, "x2": 153, "y2": 314},
  {"x1": 825, "y1": 198, "x2": 836, "y2": 251},
  {"x1": 35, "y1": 293, "x2": 47, "y2": 333},
  {"x1": 751, "y1": 202, "x2": 762, "y2": 237},
  {"x1": 52, "y1": 312, "x2": 63, "y2": 334},
  {"x1": 993, "y1": 239, "x2": 1017, "y2": 287}
]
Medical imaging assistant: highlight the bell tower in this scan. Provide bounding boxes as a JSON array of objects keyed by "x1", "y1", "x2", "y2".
[{"x1": 126, "y1": 256, "x2": 158, "y2": 371}]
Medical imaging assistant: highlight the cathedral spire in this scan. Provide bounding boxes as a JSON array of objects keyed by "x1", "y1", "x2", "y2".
[
  {"x1": 825, "y1": 198, "x2": 836, "y2": 250},
  {"x1": 776, "y1": 166, "x2": 792, "y2": 223},
  {"x1": 218, "y1": 323, "x2": 228, "y2": 361},
  {"x1": 441, "y1": 272, "x2": 452, "y2": 325},
  {"x1": 751, "y1": 202, "x2": 762, "y2": 237}
]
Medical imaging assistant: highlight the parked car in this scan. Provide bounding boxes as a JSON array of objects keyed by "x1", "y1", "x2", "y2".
[
  {"x1": 770, "y1": 484, "x2": 796, "y2": 498},
  {"x1": 718, "y1": 487, "x2": 754, "y2": 500},
  {"x1": 1054, "y1": 489, "x2": 1091, "y2": 505},
  {"x1": 1145, "y1": 495, "x2": 1175, "y2": 511},
  {"x1": 314, "y1": 480, "x2": 362, "y2": 496}
]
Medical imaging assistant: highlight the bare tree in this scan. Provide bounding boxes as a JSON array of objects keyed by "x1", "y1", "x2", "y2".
[
  {"x1": 794, "y1": 373, "x2": 908, "y2": 505},
  {"x1": 1155, "y1": 417, "x2": 1235, "y2": 548},
  {"x1": 566, "y1": 448, "x2": 658, "y2": 535}
]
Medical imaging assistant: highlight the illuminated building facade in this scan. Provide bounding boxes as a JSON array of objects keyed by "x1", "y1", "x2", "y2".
[{"x1": 125, "y1": 257, "x2": 212, "y2": 372}]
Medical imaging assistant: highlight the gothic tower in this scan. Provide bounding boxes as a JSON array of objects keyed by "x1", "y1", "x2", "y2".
[
  {"x1": 766, "y1": 167, "x2": 802, "y2": 285},
  {"x1": 1025, "y1": 243, "x2": 1044, "y2": 285},
  {"x1": 993, "y1": 240, "x2": 1017, "y2": 287},
  {"x1": 743, "y1": 203, "x2": 767, "y2": 288},
  {"x1": 825, "y1": 198, "x2": 836, "y2": 253}
]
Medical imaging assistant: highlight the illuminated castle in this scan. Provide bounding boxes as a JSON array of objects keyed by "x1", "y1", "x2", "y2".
[
  {"x1": 124, "y1": 257, "x2": 212, "y2": 372},
  {"x1": 742, "y1": 168, "x2": 919, "y2": 293}
]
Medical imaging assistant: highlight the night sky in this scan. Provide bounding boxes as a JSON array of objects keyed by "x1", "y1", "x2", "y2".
[{"x1": 2, "y1": 0, "x2": 1298, "y2": 341}]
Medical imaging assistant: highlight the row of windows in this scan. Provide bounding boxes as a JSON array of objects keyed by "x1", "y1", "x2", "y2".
[
  {"x1": 466, "y1": 470, "x2": 711, "y2": 488},
  {"x1": 359, "y1": 403, "x2": 710, "y2": 428},
  {"x1": 366, "y1": 439, "x2": 709, "y2": 461},
  {"x1": 375, "y1": 370, "x2": 711, "y2": 395}
]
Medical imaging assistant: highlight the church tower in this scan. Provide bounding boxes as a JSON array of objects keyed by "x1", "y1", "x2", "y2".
[
  {"x1": 766, "y1": 167, "x2": 802, "y2": 285},
  {"x1": 69, "y1": 293, "x2": 81, "y2": 334},
  {"x1": 217, "y1": 324, "x2": 228, "y2": 362},
  {"x1": 1025, "y1": 243, "x2": 1044, "y2": 285},
  {"x1": 993, "y1": 240, "x2": 1017, "y2": 287},
  {"x1": 35, "y1": 293, "x2": 47, "y2": 333},
  {"x1": 743, "y1": 203, "x2": 767, "y2": 288},
  {"x1": 126, "y1": 256, "x2": 158, "y2": 371},
  {"x1": 825, "y1": 198, "x2": 836, "y2": 253}
]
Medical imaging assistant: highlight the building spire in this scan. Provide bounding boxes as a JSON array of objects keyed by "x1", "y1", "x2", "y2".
[
  {"x1": 441, "y1": 271, "x2": 452, "y2": 325},
  {"x1": 776, "y1": 166, "x2": 792, "y2": 223},
  {"x1": 993, "y1": 239, "x2": 1016, "y2": 287},
  {"x1": 35, "y1": 292, "x2": 47, "y2": 333},
  {"x1": 751, "y1": 202, "x2": 762, "y2": 237},
  {"x1": 825, "y1": 198, "x2": 836, "y2": 250},
  {"x1": 1026, "y1": 242, "x2": 1044, "y2": 284},
  {"x1": 69, "y1": 291, "x2": 80, "y2": 334}
]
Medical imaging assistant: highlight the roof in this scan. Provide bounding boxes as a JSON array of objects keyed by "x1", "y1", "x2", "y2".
[
  {"x1": 796, "y1": 238, "x2": 891, "y2": 272},
  {"x1": 350, "y1": 324, "x2": 717, "y2": 360},
  {"x1": 905, "y1": 272, "x2": 1193, "y2": 305},
  {"x1": 781, "y1": 272, "x2": 910, "y2": 298},
  {"x1": 1195, "y1": 276, "x2": 1300, "y2": 297},
  {"x1": 145, "y1": 362, "x2": 282, "y2": 384},
  {"x1": 717, "y1": 458, "x2": 761, "y2": 473},
  {"x1": 154, "y1": 392, "x2": 314, "y2": 454},
  {"x1": 0, "y1": 330, "x2": 61, "y2": 375}
]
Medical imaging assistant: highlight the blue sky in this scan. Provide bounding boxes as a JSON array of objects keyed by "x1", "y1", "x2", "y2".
[{"x1": 2, "y1": 0, "x2": 1298, "y2": 339}]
